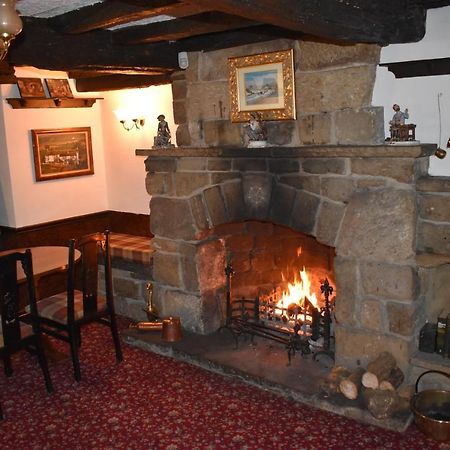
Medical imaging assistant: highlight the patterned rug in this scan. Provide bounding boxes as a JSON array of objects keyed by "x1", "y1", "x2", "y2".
[{"x1": 0, "y1": 319, "x2": 446, "y2": 450}]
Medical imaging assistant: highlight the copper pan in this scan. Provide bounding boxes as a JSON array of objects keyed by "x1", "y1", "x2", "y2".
[{"x1": 162, "y1": 316, "x2": 182, "y2": 342}]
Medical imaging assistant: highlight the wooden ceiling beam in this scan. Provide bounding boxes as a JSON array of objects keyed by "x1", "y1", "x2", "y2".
[
  {"x1": 48, "y1": 0, "x2": 213, "y2": 34},
  {"x1": 112, "y1": 12, "x2": 260, "y2": 44},
  {"x1": 75, "y1": 73, "x2": 172, "y2": 92},
  {"x1": 9, "y1": 17, "x2": 179, "y2": 72},
  {"x1": 189, "y1": 0, "x2": 427, "y2": 44}
]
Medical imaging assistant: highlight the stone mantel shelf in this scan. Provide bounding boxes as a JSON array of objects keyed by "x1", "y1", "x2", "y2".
[{"x1": 136, "y1": 144, "x2": 437, "y2": 159}]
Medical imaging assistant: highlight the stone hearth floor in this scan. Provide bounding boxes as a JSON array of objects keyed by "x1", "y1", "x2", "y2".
[{"x1": 123, "y1": 327, "x2": 413, "y2": 433}]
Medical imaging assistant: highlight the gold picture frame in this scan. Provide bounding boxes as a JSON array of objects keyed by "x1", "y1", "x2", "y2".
[
  {"x1": 229, "y1": 49, "x2": 296, "y2": 123},
  {"x1": 45, "y1": 78, "x2": 74, "y2": 98},
  {"x1": 31, "y1": 127, "x2": 94, "y2": 182}
]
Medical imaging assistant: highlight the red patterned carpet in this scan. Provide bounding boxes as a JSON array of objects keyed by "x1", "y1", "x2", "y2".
[{"x1": 0, "y1": 319, "x2": 446, "y2": 450}]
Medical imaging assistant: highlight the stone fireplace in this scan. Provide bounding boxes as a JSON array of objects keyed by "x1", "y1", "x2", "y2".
[{"x1": 139, "y1": 144, "x2": 444, "y2": 377}]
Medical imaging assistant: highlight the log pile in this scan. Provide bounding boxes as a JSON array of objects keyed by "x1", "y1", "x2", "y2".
[{"x1": 321, "y1": 351, "x2": 412, "y2": 420}]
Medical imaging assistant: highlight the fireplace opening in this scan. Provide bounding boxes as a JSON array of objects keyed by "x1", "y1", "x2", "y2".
[{"x1": 196, "y1": 220, "x2": 336, "y2": 356}]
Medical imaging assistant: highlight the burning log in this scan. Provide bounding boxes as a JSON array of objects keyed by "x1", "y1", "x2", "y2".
[
  {"x1": 320, "y1": 366, "x2": 350, "y2": 395},
  {"x1": 339, "y1": 367, "x2": 365, "y2": 400},
  {"x1": 378, "y1": 366, "x2": 405, "y2": 391},
  {"x1": 361, "y1": 352, "x2": 397, "y2": 389},
  {"x1": 362, "y1": 388, "x2": 410, "y2": 420}
]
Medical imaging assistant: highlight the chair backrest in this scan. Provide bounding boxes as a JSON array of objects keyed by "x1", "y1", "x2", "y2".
[
  {"x1": 67, "y1": 230, "x2": 113, "y2": 321},
  {"x1": 0, "y1": 250, "x2": 38, "y2": 350}
]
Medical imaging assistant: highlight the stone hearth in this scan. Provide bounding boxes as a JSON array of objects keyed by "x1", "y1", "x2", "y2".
[{"x1": 136, "y1": 143, "x2": 450, "y2": 381}]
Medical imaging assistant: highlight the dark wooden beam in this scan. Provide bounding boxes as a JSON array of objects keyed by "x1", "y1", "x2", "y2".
[
  {"x1": 48, "y1": 0, "x2": 212, "y2": 34},
  {"x1": 9, "y1": 17, "x2": 179, "y2": 72},
  {"x1": 190, "y1": 0, "x2": 427, "y2": 44},
  {"x1": 112, "y1": 12, "x2": 260, "y2": 44},
  {"x1": 68, "y1": 68, "x2": 169, "y2": 78},
  {"x1": 380, "y1": 58, "x2": 450, "y2": 78},
  {"x1": 75, "y1": 74, "x2": 172, "y2": 92}
]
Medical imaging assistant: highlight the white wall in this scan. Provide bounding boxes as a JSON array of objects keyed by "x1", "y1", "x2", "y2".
[
  {"x1": 373, "y1": 6, "x2": 450, "y2": 176},
  {"x1": 0, "y1": 67, "x2": 175, "y2": 228}
]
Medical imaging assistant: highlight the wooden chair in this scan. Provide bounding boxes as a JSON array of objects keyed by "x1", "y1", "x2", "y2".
[
  {"x1": 33, "y1": 230, "x2": 123, "y2": 381},
  {"x1": 0, "y1": 250, "x2": 54, "y2": 419}
]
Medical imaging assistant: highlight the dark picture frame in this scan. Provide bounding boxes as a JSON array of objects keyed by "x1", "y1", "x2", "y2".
[
  {"x1": 17, "y1": 77, "x2": 47, "y2": 98},
  {"x1": 228, "y1": 49, "x2": 296, "y2": 122},
  {"x1": 31, "y1": 127, "x2": 94, "y2": 182},
  {"x1": 45, "y1": 78, "x2": 74, "y2": 98}
]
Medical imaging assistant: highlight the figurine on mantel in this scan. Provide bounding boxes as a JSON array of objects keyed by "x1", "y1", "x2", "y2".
[
  {"x1": 153, "y1": 114, "x2": 175, "y2": 148},
  {"x1": 244, "y1": 111, "x2": 268, "y2": 148},
  {"x1": 387, "y1": 104, "x2": 418, "y2": 144}
]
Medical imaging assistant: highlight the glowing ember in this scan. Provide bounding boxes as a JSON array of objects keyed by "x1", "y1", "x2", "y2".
[{"x1": 277, "y1": 267, "x2": 319, "y2": 311}]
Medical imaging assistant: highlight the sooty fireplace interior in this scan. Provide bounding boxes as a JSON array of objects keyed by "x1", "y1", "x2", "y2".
[{"x1": 141, "y1": 144, "x2": 441, "y2": 379}]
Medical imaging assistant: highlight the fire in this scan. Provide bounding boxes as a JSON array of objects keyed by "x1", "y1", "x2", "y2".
[{"x1": 277, "y1": 267, "x2": 319, "y2": 311}]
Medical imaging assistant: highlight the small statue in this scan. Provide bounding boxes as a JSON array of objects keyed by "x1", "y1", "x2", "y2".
[
  {"x1": 244, "y1": 112, "x2": 267, "y2": 148},
  {"x1": 388, "y1": 104, "x2": 416, "y2": 142},
  {"x1": 153, "y1": 114, "x2": 174, "y2": 148}
]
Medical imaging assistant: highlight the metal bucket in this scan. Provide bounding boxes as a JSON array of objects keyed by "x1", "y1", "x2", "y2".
[{"x1": 410, "y1": 370, "x2": 450, "y2": 442}]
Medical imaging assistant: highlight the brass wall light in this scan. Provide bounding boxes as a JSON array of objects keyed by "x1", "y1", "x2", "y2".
[
  {"x1": 0, "y1": 1, "x2": 23, "y2": 61},
  {"x1": 114, "y1": 109, "x2": 145, "y2": 131}
]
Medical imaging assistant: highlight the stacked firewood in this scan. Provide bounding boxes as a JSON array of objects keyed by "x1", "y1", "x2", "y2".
[{"x1": 321, "y1": 352, "x2": 412, "y2": 419}]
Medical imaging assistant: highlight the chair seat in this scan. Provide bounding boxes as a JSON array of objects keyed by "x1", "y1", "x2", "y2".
[
  {"x1": 27, "y1": 290, "x2": 107, "y2": 324},
  {"x1": 0, "y1": 320, "x2": 33, "y2": 348}
]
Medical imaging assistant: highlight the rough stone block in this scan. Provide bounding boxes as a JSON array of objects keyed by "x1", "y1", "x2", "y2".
[
  {"x1": 177, "y1": 157, "x2": 207, "y2": 171},
  {"x1": 321, "y1": 177, "x2": 355, "y2": 203},
  {"x1": 145, "y1": 157, "x2": 176, "y2": 173},
  {"x1": 265, "y1": 121, "x2": 296, "y2": 146},
  {"x1": 186, "y1": 82, "x2": 230, "y2": 122},
  {"x1": 211, "y1": 172, "x2": 241, "y2": 184},
  {"x1": 299, "y1": 41, "x2": 381, "y2": 70},
  {"x1": 233, "y1": 158, "x2": 267, "y2": 172},
  {"x1": 204, "y1": 120, "x2": 242, "y2": 147},
  {"x1": 279, "y1": 174, "x2": 321, "y2": 194},
  {"x1": 302, "y1": 158, "x2": 347, "y2": 175},
  {"x1": 208, "y1": 158, "x2": 232, "y2": 171},
  {"x1": 145, "y1": 173, "x2": 167, "y2": 195},
  {"x1": 150, "y1": 197, "x2": 196, "y2": 240},
  {"x1": 242, "y1": 173, "x2": 273, "y2": 220},
  {"x1": 333, "y1": 257, "x2": 358, "y2": 326},
  {"x1": 316, "y1": 200, "x2": 346, "y2": 247},
  {"x1": 174, "y1": 172, "x2": 210, "y2": 196},
  {"x1": 222, "y1": 180, "x2": 246, "y2": 222},
  {"x1": 361, "y1": 299, "x2": 382, "y2": 332},
  {"x1": 417, "y1": 221, "x2": 450, "y2": 256},
  {"x1": 269, "y1": 183, "x2": 296, "y2": 227},
  {"x1": 298, "y1": 113, "x2": 332, "y2": 145},
  {"x1": 419, "y1": 193, "x2": 450, "y2": 222},
  {"x1": 334, "y1": 326, "x2": 410, "y2": 373},
  {"x1": 356, "y1": 178, "x2": 387, "y2": 190},
  {"x1": 172, "y1": 79, "x2": 187, "y2": 99},
  {"x1": 175, "y1": 123, "x2": 191, "y2": 147},
  {"x1": 268, "y1": 159, "x2": 300, "y2": 174},
  {"x1": 387, "y1": 302, "x2": 416, "y2": 337},
  {"x1": 203, "y1": 185, "x2": 228, "y2": 226},
  {"x1": 296, "y1": 65, "x2": 376, "y2": 113},
  {"x1": 113, "y1": 277, "x2": 140, "y2": 299},
  {"x1": 336, "y1": 189, "x2": 416, "y2": 262},
  {"x1": 291, "y1": 190, "x2": 320, "y2": 234},
  {"x1": 189, "y1": 194, "x2": 211, "y2": 231},
  {"x1": 152, "y1": 252, "x2": 182, "y2": 288},
  {"x1": 351, "y1": 157, "x2": 416, "y2": 184},
  {"x1": 335, "y1": 107, "x2": 385, "y2": 145},
  {"x1": 173, "y1": 100, "x2": 187, "y2": 124}
]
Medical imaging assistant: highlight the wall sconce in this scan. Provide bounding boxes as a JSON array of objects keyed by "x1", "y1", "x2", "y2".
[
  {"x1": 114, "y1": 109, "x2": 146, "y2": 131},
  {"x1": 0, "y1": 1, "x2": 23, "y2": 61}
]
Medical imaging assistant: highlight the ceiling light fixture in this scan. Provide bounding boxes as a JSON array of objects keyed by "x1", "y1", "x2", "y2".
[{"x1": 0, "y1": 1, "x2": 23, "y2": 61}]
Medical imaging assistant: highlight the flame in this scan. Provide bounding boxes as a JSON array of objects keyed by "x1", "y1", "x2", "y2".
[{"x1": 276, "y1": 267, "x2": 319, "y2": 310}]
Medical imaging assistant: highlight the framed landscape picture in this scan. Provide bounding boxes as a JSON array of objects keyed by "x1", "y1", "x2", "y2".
[
  {"x1": 17, "y1": 78, "x2": 46, "y2": 98},
  {"x1": 31, "y1": 127, "x2": 94, "y2": 182},
  {"x1": 45, "y1": 78, "x2": 74, "y2": 98},
  {"x1": 228, "y1": 49, "x2": 296, "y2": 122}
]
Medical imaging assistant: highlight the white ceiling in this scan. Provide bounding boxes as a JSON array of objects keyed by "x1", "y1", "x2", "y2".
[{"x1": 16, "y1": 0, "x2": 102, "y2": 17}]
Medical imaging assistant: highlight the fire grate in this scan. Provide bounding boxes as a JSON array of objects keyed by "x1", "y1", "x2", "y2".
[{"x1": 223, "y1": 262, "x2": 335, "y2": 364}]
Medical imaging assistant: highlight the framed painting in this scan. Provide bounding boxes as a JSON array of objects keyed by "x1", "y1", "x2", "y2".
[
  {"x1": 228, "y1": 49, "x2": 296, "y2": 122},
  {"x1": 45, "y1": 78, "x2": 74, "y2": 98},
  {"x1": 31, "y1": 127, "x2": 94, "y2": 182},
  {"x1": 17, "y1": 78, "x2": 46, "y2": 98}
]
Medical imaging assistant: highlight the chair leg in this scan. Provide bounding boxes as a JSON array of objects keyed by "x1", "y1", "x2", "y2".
[
  {"x1": 68, "y1": 327, "x2": 82, "y2": 382},
  {"x1": 34, "y1": 337, "x2": 54, "y2": 393},
  {"x1": 109, "y1": 314, "x2": 123, "y2": 362}
]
